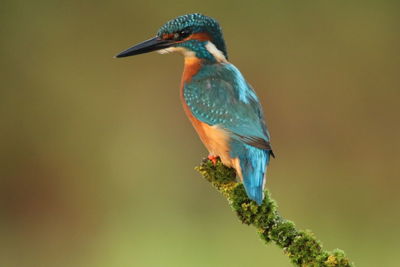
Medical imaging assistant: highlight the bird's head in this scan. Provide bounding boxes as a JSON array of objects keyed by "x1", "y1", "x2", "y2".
[{"x1": 116, "y1": 13, "x2": 228, "y2": 63}]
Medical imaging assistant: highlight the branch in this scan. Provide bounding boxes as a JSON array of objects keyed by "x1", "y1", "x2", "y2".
[{"x1": 195, "y1": 159, "x2": 353, "y2": 267}]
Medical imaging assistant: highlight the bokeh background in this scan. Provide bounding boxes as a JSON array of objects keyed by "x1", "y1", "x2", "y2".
[{"x1": 1, "y1": 0, "x2": 399, "y2": 266}]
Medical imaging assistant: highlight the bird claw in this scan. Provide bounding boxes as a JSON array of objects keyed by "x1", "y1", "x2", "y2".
[{"x1": 207, "y1": 155, "x2": 219, "y2": 165}]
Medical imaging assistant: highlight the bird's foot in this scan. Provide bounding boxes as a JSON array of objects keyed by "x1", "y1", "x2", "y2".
[{"x1": 207, "y1": 155, "x2": 219, "y2": 165}]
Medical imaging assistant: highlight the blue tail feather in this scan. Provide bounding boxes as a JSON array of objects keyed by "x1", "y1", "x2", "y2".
[{"x1": 231, "y1": 141, "x2": 271, "y2": 205}]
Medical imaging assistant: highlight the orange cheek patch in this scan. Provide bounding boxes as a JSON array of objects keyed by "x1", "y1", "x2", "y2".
[
  {"x1": 163, "y1": 32, "x2": 212, "y2": 42},
  {"x1": 162, "y1": 33, "x2": 174, "y2": 40},
  {"x1": 185, "y1": 33, "x2": 212, "y2": 42}
]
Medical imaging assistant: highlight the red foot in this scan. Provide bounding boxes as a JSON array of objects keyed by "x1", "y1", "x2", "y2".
[{"x1": 207, "y1": 155, "x2": 219, "y2": 165}]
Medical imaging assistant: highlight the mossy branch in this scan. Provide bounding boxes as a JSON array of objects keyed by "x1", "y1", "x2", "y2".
[{"x1": 195, "y1": 158, "x2": 353, "y2": 267}]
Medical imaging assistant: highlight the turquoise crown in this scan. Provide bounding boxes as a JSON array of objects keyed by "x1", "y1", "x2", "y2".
[{"x1": 157, "y1": 13, "x2": 228, "y2": 59}]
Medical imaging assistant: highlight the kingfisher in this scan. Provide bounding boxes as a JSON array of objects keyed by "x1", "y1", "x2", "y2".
[{"x1": 116, "y1": 13, "x2": 274, "y2": 205}]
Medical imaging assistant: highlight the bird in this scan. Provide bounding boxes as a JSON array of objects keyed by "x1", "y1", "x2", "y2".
[{"x1": 116, "y1": 13, "x2": 274, "y2": 205}]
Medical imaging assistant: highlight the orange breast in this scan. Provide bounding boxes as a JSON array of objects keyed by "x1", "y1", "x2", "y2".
[
  {"x1": 180, "y1": 57, "x2": 233, "y2": 167},
  {"x1": 180, "y1": 57, "x2": 208, "y2": 147}
]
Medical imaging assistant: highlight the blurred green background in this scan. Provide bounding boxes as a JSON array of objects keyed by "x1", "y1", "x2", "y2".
[{"x1": 1, "y1": 0, "x2": 399, "y2": 266}]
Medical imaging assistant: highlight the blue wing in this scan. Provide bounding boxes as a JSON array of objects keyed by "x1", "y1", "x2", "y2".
[
  {"x1": 184, "y1": 63, "x2": 273, "y2": 204},
  {"x1": 184, "y1": 63, "x2": 272, "y2": 149}
]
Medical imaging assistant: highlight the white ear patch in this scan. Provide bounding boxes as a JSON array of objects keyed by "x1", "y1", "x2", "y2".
[{"x1": 205, "y1": 42, "x2": 227, "y2": 63}]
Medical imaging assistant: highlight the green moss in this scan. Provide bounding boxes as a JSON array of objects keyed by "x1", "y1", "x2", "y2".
[{"x1": 196, "y1": 158, "x2": 354, "y2": 267}]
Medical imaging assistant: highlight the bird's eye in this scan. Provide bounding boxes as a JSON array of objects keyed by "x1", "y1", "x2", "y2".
[{"x1": 173, "y1": 28, "x2": 191, "y2": 41}]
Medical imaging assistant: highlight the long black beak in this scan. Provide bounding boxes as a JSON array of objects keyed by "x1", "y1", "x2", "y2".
[{"x1": 115, "y1": 37, "x2": 173, "y2": 58}]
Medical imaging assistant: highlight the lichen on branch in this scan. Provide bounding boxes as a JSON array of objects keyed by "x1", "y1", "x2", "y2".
[{"x1": 195, "y1": 159, "x2": 353, "y2": 267}]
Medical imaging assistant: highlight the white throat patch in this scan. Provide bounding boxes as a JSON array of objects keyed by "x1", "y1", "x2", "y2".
[
  {"x1": 158, "y1": 47, "x2": 195, "y2": 58},
  {"x1": 157, "y1": 42, "x2": 227, "y2": 63}
]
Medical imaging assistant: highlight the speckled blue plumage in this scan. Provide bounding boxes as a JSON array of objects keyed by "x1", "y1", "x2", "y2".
[
  {"x1": 151, "y1": 13, "x2": 273, "y2": 204},
  {"x1": 184, "y1": 63, "x2": 272, "y2": 204},
  {"x1": 184, "y1": 64, "x2": 270, "y2": 142},
  {"x1": 157, "y1": 13, "x2": 228, "y2": 59}
]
